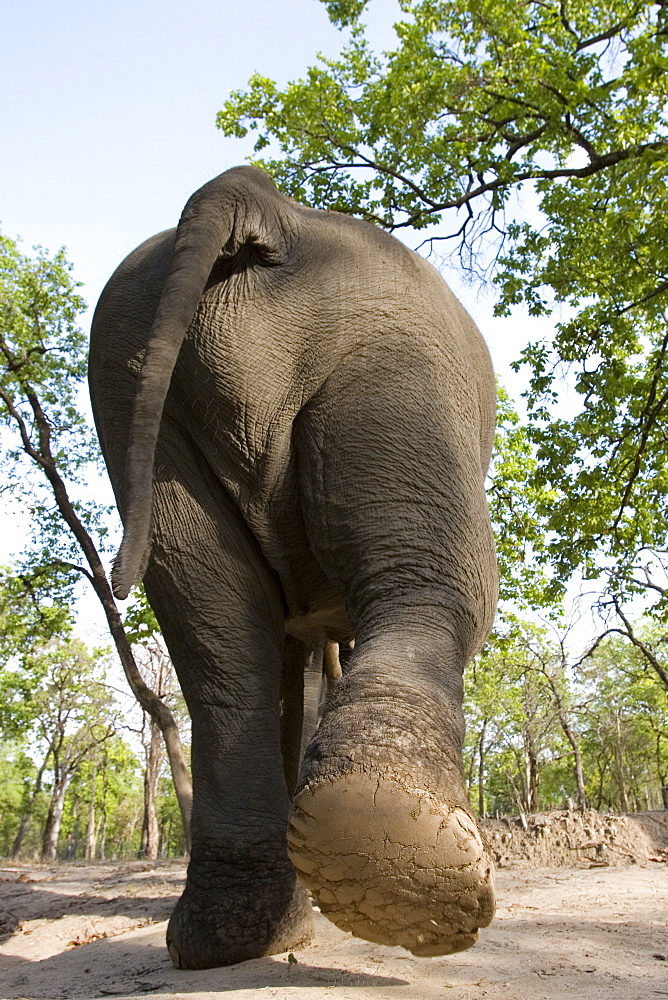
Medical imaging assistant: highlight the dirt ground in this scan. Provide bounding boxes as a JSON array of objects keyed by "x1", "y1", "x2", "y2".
[{"x1": 0, "y1": 811, "x2": 666, "y2": 1000}]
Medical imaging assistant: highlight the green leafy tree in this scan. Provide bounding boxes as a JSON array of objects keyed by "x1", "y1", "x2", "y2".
[
  {"x1": 465, "y1": 621, "x2": 668, "y2": 816},
  {"x1": 487, "y1": 387, "x2": 559, "y2": 612},
  {"x1": 0, "y1": 743, "x2": 44, "y2": 857},
  {"x1": 0, "y1": 233, "x2": 192, "y2": 847},
  {"x1": 0, "y1": 627, "x2": 119, "y2": 860},
  {"x1": 0, "y1": 567, "x2": 72, "y2": 662},
  {"x1": 60, "y1": 736, "x2": 143, "y2": 860},
  {"x1": 465, "y1": 626, "x2": 571, "y2": 816},
  {"x1": 578, "y1": 630, "x2": 668, "y2": 810},
  {"x1": 27, "y1": 639, "x2": 117, "y2": 860},
  {"x1": 0, "y1": 569, "x2": 78, "y2": 857},
  {"x1": 528, "y1": 638, "x2": 589, "y2": 808},
  {"x1": 218, "y1": 0, "x2": 668, "y2": 645},
  {"x1": 83, "y1": 737, "x2": 144, "y2": 859}
]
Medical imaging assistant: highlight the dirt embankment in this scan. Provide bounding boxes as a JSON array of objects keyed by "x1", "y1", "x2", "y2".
[
  {"x1": 0, "y1": 810, "x2": 666, "y2": 1000},
  {"x1": 482, "y1": 808, "x2": 668, "y2": 868}
]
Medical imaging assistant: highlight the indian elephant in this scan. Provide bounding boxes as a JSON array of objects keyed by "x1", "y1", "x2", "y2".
[{"x1": 88, "y1": 166, "x2": 498, "y2": 969}]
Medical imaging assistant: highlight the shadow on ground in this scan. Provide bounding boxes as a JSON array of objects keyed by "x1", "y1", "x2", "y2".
[{"x1": 0, "y1": 922, "x2": 409, "y2": 999}]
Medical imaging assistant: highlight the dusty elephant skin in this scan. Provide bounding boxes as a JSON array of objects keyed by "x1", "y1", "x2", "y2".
[{"x1": 88, "y1": 166, "x2": 498, "y2": 969}]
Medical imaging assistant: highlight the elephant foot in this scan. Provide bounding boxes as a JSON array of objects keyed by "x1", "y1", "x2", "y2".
[
  {"x1": 288, "y1": 771, "x2": 495, "y2": 956},
  {"x1": 166, "y1": 861, "x2": 314, "y2": 968}
]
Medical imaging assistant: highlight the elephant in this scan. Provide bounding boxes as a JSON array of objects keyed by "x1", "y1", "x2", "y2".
[{"x1": 88, "y1": 165, "x2": 498, "y2": 969}]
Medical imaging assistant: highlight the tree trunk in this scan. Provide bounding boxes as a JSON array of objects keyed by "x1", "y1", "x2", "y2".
[
  {"x1": 84, "y1": 763, "x2": 98, "y2": 860},
  {"x1": 125, "y1": 801, "x2": 142, "y2": 856},
  {"x1": 614, "y1": 712, "x2": 630, "y2": 812},
  {"x1": 594, "y1": 754, "x2": 608, "y2": 810},
  {"x1": 543, "y1": 665, "x2": 588, "y2": 808},
  {"x1": 506, "y1": 770, "x2": 526, "y2": 821},
  {"x1": 160, "y1": 816, "x2": 172, "y2": 856},
  {"x1": 97, "y1": 762, "x2": 108, "y2": 859},
  {"x1": 98, "y1": 811, "x2": 107, "y2": 859},
  {"x1": 523, "y1": 732, "x2": 540, "y2": 813},
  {"x1": 571, "y1": 739, "x2": 588, "y2": 809},
  {"x1": 655, "y1": 732, "x2": 666, "y2": 804},
  {"x1": 42, "y1": 771, "x2": 70, "y2": 860},
  {"x1": 11, "y1": 751, "x2": 50, "y2": 860},
  {"x1": 65, "y1": 796, "x2": 81, "y2": 860},
  {"x1": 560, "y1": 713, "x2": 588, "y2": 808},
  {"x1": 139, "y1": 716, "x2": 162, "y2": 860},
  {"x1": 4, "y1": 383, "x2": 193, "y2": 851},
  {"x1": 477, "y1": 721, "x2": 487, "y2": 816}
]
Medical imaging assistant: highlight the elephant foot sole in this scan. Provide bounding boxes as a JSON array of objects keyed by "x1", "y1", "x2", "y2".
[
  {"x1": 166, "y1": 865, "x2": 314, "y2": 969},
  {"x1": 288, "y1": 771, "x2": 495, "y2": 956}
]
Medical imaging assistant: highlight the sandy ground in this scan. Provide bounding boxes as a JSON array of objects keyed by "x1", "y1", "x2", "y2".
[{"x1": 0, "y1": 851, "x2": 666, "y2": 1000}]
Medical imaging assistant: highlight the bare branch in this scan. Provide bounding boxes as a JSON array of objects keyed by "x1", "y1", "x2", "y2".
[
  {"x1": 611, "y1": 596, "x2": 668, "y2": 692},
  {"x1": 0, "y1": 387, "x2": 49, "y2": 469},
  {"x1": 292, "y1": 136, "x2": 668, "y2": 230}
]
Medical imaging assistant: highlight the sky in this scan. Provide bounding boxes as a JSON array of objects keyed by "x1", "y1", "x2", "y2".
[
  {"x1": 2, "y1": 0, "x2": 567, "y2": 642},
  {"x1": 3, "y1": 0, "x2": 353, "y2": 293},
  {"x1": 2, "y1": 0, "x2": 543, "y2": 377}
]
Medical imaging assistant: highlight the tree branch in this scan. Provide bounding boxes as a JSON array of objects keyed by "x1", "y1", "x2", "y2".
[
  {"x1": 0, "y1": 388, "x2": 50, "y2": 470},
  {"x1": 611, "y1": 596, "x2": 668, "y2": 692},
  {"x1": 293, "y1": 136, "x2": 668, "y2": 229}
]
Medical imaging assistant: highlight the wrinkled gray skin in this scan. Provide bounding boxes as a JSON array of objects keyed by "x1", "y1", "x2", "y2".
[{"x1": 89, "y1": 166, "x2": 498, "y2": 970}]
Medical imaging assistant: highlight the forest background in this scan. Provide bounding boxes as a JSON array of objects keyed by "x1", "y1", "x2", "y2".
[{"x1": 1, "y1": 0, "x2": 667, "y2": 862}]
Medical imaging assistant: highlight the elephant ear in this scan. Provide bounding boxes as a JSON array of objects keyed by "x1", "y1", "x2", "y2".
[{"x1": 111, "y1": 167, "x2": 296, "y2": 600}]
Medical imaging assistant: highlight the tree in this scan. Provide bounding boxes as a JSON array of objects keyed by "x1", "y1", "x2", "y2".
[
  {"x1": 578, "y1": 630, "x2": 668, "y2": 810},
  {"x1": 218, "y1": 0, "x2": 668, "y2": 632},
  {"x1": 0, "y1": 743, "x2": 44, "y2": 857},
  {"x1": 31, "y1": 640, "x2": 117, "y2": 860},
  {"x1": 134, "y1": 643, "x2": 185, "y2": 860},
  {"x1": 77, "y1": 737, "x2": 144, "y2": 859},
  {"x1": 0, "y1": 572, "x2": 185, "y2": 861},
  {"x1": 0, "y1": 621, "x2": 119, "y2": 859},
  {"x1": 56, "y1": 735, "x2": 144, "y2": 860},
  {"x1": 532, "y1": 645, "x2": 589, "y2": 809},
  {"x1": 0, "y1": 569, "x2": 76, "y2": 858},
  {"x1": 124, "y1": 588, "x2": 191, "y2": 860},
  {"x1": 487, "y1": 387, "x2": 560, "y2": 611},
  {"x1": 464, "y1": 619, "x2": 668, "y2": 816},
  {"x1": 0, "y1": 233, "x2": 192, "y2": 848},
  {"x1": 0, "y1": 567, "x2": 72, "y2": 661},
  {"x1": 465, "y1": 626, "x2": 570, "y2": 816}
]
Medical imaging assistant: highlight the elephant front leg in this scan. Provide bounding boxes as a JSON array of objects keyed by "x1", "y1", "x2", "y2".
[{"x1": 143, "y1": 432, "x2": 313, "y2": 969}]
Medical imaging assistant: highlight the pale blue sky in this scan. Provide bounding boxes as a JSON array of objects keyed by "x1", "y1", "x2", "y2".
[
  {"x1": 2, "y1": 0, "x2": 397, "y2": 303},
  {"x1": 2, "y1": 0, "x2": 541, "y2": 381}
]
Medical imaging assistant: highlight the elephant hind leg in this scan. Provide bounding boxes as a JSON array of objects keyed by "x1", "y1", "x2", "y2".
[
  {"x1": 287, "y1": 654, "x2": 495, "y2": 956},
  {"x1": 289, "y1": 771, "x2": 493, "y2": 955},
  {"x1": 290, "y1": 358, "x2": 496, "y2": 955},
  {"x1": 142, "y1": 419, "x2": 313, "y2": 968}
]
